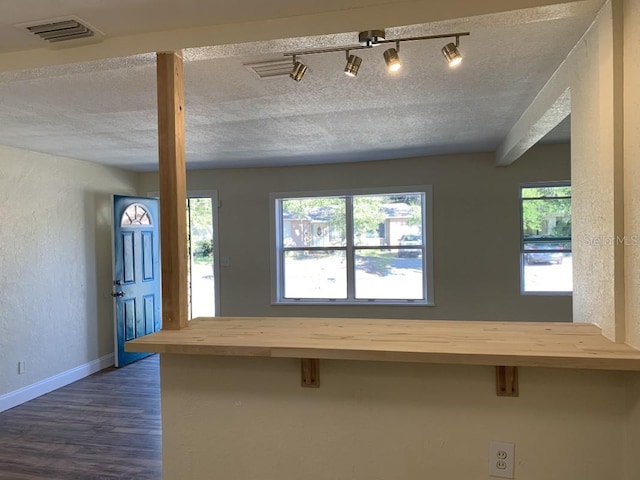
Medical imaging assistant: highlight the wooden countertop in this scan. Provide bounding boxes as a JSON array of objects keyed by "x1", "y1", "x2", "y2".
[{"x1": 125, "y1": 317, "x2": 640, "y2": 371}]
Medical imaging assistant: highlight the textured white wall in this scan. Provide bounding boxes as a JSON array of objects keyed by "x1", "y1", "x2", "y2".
[
  {"x1": 0, "y1": 145, "x2": 138, "y2": 396},
  {"x1": 140, "y1": 145, "x2": 572, "y2": 321},
  {"x1": 571, "y1": 6, "x2": 610, "y2": 328},
  {"x1": 623, "y1": 1, "x2": 640, "y2": 475},
  {"x1": 570, "y1": 2, "x2": 626, "y2": 341},
  {"x1": 161, "y1": 355, "x2": 629, "y2": 480},
  {"x1": 624, "y1": 0, "x2": 640, "y2": 349}
]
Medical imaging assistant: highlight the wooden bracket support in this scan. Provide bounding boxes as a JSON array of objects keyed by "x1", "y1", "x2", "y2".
[
  {"x1": 496, "y1": 366, "x2": 519, "y2": 397},
  {"x1": 301, "y1": 359, "x2": 320, "y2": 388}
]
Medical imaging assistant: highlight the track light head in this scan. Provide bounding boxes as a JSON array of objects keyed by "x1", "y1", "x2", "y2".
[
  {"x1": 344, "y1": 54, "x2": 362, "y2": 77},
  {"x1": 442, "y1": 42, "x2": 463, "y2": 68},
  {"x1": 383, "y1": 48, "x2": 401, "y2": 73},
  {"x1": 290, "y1": 59, "x2": 308, "y2": 81}
]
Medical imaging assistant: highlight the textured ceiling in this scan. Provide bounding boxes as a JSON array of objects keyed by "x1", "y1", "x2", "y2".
[
  {"x1": 0, "y1": 0, "x2": 407, "y2": 53},
  {"x1": 0, "y1": 3, "x2": 598, "y2": 171}
]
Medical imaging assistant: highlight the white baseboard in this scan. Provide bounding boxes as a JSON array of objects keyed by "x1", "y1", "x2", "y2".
[{"x1": 0, "y1": 353, "x2": 115, "y2": 413}]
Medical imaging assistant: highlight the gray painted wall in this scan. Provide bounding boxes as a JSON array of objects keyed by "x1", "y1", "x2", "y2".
[{"x1": 140, "y1": 144, "x2": 572, "y2": 321}]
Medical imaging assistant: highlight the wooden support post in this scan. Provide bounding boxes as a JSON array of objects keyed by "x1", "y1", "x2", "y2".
[
  {"x1": 301, "y1": 359, "x2": 320, "y2": 388},
  {"x1": 496, "y1": 366, "x2": 519, "y2": 397},
  {"x1": 157, "y1": 51, "x2": 188, "y2": 330}
]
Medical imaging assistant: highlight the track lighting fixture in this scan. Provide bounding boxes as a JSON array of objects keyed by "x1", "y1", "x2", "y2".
[
  {"x1": 442, "y1": 42, "x2": 463, "y2": 68},
  {"x1": 290, "y1": 56, "x2": 308, "y2": 82},
  {"x1": 344, "y1": 52, "x2": 362, "y2": 77},
  {"x1": 383, "y1": 42, "x2": 401, "y2": 73},
  {"x1": 282, "y1": 29, "x2": 469, "y2": 80}
]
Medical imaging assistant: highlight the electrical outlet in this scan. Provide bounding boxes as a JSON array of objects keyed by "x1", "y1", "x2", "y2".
[
  {"x1": 489, "y1": 441, "x2": 515, "y2": 478},
  {"x1": 18, "y1": 361, "x2": 26, "y2": 375}
]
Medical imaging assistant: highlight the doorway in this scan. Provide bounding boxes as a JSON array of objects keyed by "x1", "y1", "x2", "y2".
[
  {"x1": 112, "y1": 195, "x2": 161, "y2": 367},
  {"x1": 186, "y1": 192, "x2": 220, "y2": 319}
]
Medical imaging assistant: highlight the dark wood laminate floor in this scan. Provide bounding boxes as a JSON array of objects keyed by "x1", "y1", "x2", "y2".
[{"x1": 0, "y1": 355, "x2": 161, "y2": 480}]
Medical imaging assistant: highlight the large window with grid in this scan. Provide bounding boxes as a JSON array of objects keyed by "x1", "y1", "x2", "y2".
[
  {"x1": 271, "y1": 187, "x2": 433, "y2": 304},
  {"x1": 521, "y1": 183, "x2": 572, "y2": 294}
]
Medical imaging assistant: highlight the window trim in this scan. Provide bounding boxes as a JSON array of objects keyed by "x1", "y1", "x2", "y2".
[
  {"x1": 519, "y1": 181, "x2": 572, "y2": 296},
  {"x1": 270, "y1": 185, "x2": 434, "y2": 306}
]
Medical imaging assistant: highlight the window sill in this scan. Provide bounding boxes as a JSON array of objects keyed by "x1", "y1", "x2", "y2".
[
  {"x1": 272, "y1": 300, "x2": 435, "y2": 306},
  {"x1": 127, "y1": 317, "x2": 640, "y2": 371},
  {"x1": 521, "y1": 291, "x2": 572, "y2": 296}
]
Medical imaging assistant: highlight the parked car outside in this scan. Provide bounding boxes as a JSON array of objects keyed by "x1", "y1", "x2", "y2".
[
  {"x1": 524, "y1": 242, "x2": 565, "y2": 265},
  {"x1": 397, "y1": 234, "x2": 422, "y2": 257}
]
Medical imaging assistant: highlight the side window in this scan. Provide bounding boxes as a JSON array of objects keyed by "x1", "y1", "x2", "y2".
[
  {"x1": 272, "y1": 187, "x2": 433, "y2": 305},
  {"x1": 520, "y1": 184, "x2": 572, "y2": 294}
]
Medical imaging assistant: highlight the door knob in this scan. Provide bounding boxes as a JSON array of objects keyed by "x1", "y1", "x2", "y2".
[{"x1": 111, "y1": 291, "x2": 125, "y2": 298}]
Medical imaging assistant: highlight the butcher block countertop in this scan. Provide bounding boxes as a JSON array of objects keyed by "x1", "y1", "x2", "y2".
[{"x1": 126, "y1": 317, "x2": 640, "y2": 371}]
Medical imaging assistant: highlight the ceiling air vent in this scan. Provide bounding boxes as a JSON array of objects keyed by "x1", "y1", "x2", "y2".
[
  {"x1": 16, "y1": 16, "x2": 103, "y2": 44},
  {"x1": 244, "y1": 60, "x2": 293, "y2": 79}
]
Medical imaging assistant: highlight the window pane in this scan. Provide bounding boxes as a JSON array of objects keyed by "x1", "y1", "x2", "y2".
[
  {"x1": 521, "y1": 185, "x2": 571, "y2": 198},
  {"x1": 353, "y1": 194, "x2": 423, "y2": 246},
  {"x1": 521, "y1": 184, "x2": 572, "y2": 294},
  {"x1": 522, "y1": 253, "x2": 573, "y2": 292},
  {"x1": 522, "y1": 198, "x2": 571, "y2": 238},
  {"x1": 355, "y1": 249, "x2": 424, "y2": 300},
  {"x1": 121, "y1": 203, "x2": 152, "y2": 226},
  {"x1": 282, "y1": 197, "x2": 346, "y2": 247},
  {"x1": 284, "y1": 250, "x2": 347, "y2": 299}
]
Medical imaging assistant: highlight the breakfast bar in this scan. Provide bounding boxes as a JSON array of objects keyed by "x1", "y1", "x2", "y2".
[
  {"x1": 127, "y1": 316, "x2": 640, "y2": 372},
  {"x1": 126, "y1": 317, "x2": 640, "y2": 479}
]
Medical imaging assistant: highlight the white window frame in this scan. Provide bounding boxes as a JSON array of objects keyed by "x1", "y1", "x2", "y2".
[
  {"x1": 270, "y1": 185, "x2": 434, "y2": 305},
  {"x1": 519, "y1": 181, "x2": 572, "y2": 296}
]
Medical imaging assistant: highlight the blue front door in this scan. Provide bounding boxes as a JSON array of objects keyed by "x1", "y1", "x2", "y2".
[{"x1": 113, "y1": 195, "x2": 161, "y2": 367}]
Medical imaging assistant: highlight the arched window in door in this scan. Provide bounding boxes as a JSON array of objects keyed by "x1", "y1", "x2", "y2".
[{"x1": 121, "y1": 204, "x2": 152, "y2": 226}]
